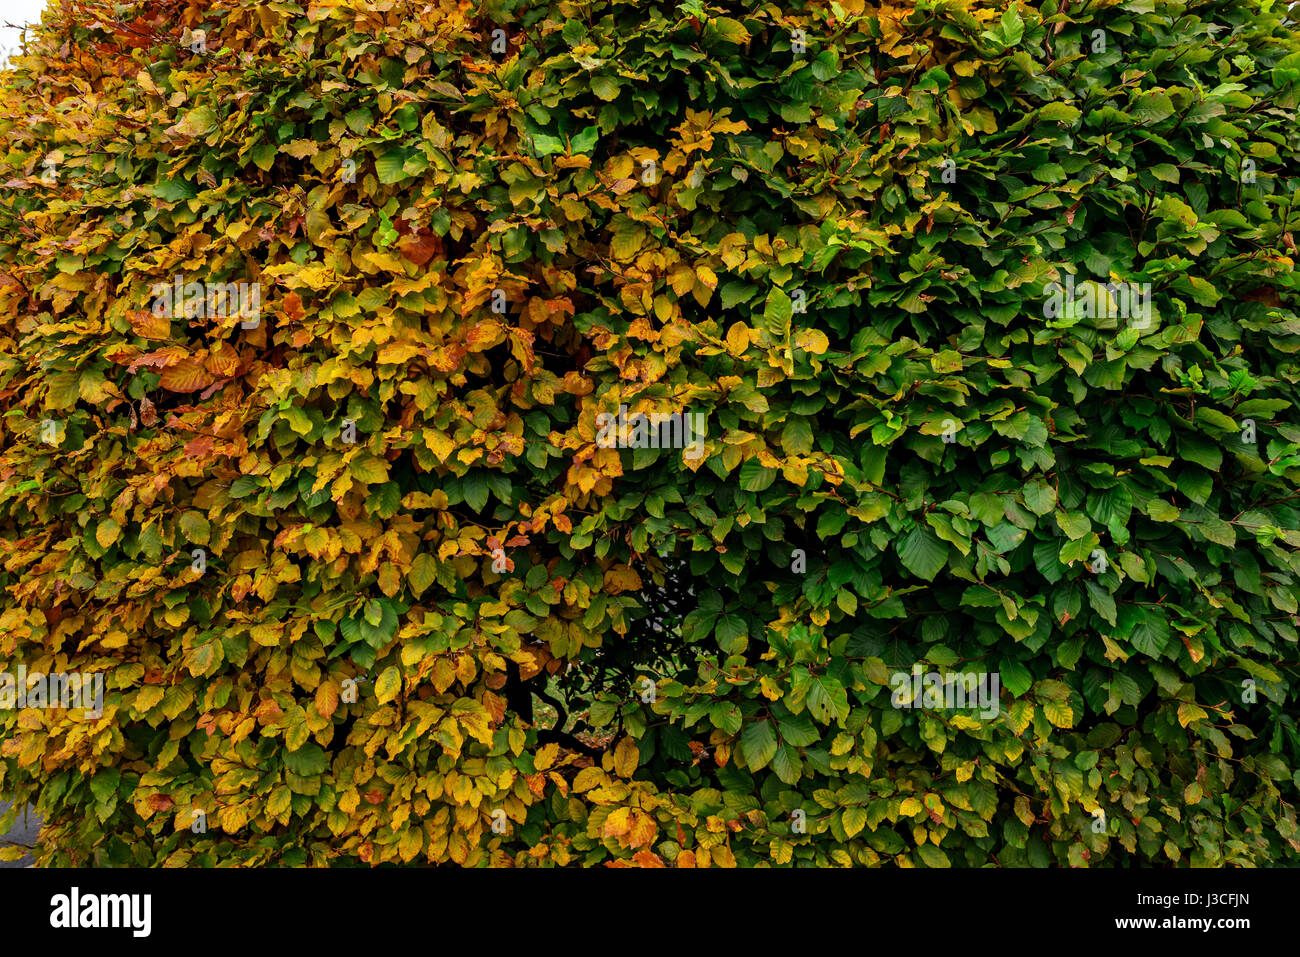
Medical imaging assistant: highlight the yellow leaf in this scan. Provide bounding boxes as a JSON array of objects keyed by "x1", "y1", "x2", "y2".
[
  {"x1": 1043, "y1": 700, "x2": 1074, "y2": 728},
  {"x1": 535, "y1": 742, "x2": 559, "y2": 771},
  {"x1": 1177, "y1": 701, "x2": 1208, "y2": 728},
  {"x1": 348, "y1": 455, "x2": 389, "y2": 485},
  {"x1": 378, "y1": 562, "x2": 401, "y2": 597},
  {"x1": 795, "y1": 328, "x2": 829, "y2": 355},
  {"x1": 363, "y1": 250, "x2": 408, "y2": 272},
  {"x1": 423, "y1": 430, "x2": 456, "y2": 463},
  {"x1": 726, "y1": 321, "x2": 750, "y2": 355},
  {"x1": 842, "y1": 805, "x2": 868, "y2": 838},
  {"x1": 603, "y1": 806, "x2": 631, "y2": 837},
  {"x1": 375, "y1": 666, "x2": 401, "y2": 704},
  {"x1": 282, "y1": 139, "x2": 319, "y2": 159},
  {"x1": 267, "y1": 786, "x2": 292, "y2": 816},
  {"x1": 128, "y1": 308, "x2": 170, "y2": 340},
  {"x1": 669, "y1": 265, "x2": 696, "y2": 297},
  {"x1": 96, "y1": 518, "x2": 121, "y2": 548},
  {"x1": 398, "y1": 827, "x2": 424, "y2": 862},
  {"x1": 613, "y1": 737, "x2": 639, "y2": 777},
  {"x1": 465, "y1": 321, "x2": 507, "y2": 352},
  {"x1": 603, "y1": 564, "x2": 642, "y2": 595}
]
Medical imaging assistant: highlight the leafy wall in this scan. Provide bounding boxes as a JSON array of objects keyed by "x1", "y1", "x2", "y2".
[{"x1": 1, "y1": 0, "x2": 1299, "y2": 866}]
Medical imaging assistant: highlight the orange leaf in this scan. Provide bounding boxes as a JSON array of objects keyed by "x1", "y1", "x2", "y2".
[
  {"x1": 128, "y1": 308, "x2": 170, "y2": 340},
  {"x1": 627, "y1": 811, "x2": 657, "y2": 849},
  {"x1": 282, "y1": 291, "x2": 305, "y2": 323},
  {"x1": 315, "y1": 681, "x2": 338, "y2": 719},
  {"x1": 159, "y1": 357, "x2": 214, "y2": 393},
  {"x1": 204, "y1": 342, "x2": 240, "y2": 377}
]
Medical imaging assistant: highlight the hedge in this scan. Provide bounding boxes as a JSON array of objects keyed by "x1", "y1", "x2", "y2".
[{"x1": 1, "y1": 0, "x2": 1299, "y2": 867}]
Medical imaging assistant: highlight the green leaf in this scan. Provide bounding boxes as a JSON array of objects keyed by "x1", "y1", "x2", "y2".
[
  {"x1": 408, "y1": 553, "x2": 437, "y2": 596},
  {"x1": 741, "y1": 719, "x2": 778, "y2": 771},
  {"x1": 771, "y1": 742, "x2": 802, "y2": 785},
  {"x1": 376, "y1": 149, "x2": 409, "y2": 184},
  {"x1": 571, "y1": 125, "x2": 599, "y2": 154},
  {"x1": 463, "y1": 472, "x2": 489, "y2": 512},
  {"x1": 780, "y1": 417, "x2": 814, "y2": 455},
  {"x1": 739, "y1": 458, "x2": 777, "y2": 492},
  {"x1": 282, "y1": 742, "x2": 329, "y2": 776},
  {"x1": 1055, "y1": 511, "x2": 1092, "y2": 540},
  {"x1": 807, "y1": 675, "x2": 849, "y2": 724},
  {"x1": 916, "y1": 843, "x2": 951, "y2": 867},
  {"x1": 715, "y1": 612, "x2": 747, "y2": 653},
  {"x1": 531, "y1": 132, "x2": 565, "y2": 156},
  {"x1": 344, "y1": 107, "x2": 373, "y2": 135},
  {"x1": 999, "y1": 4, "x2": 1024, "y2": 45},
  {"x1": 591, "y1": 75, "x2": 620, "y2": 100},
  {"x1": 1122, "y1": 606, "x2": 1170, "y2": 657},
  {"x1": 1039, "y1": 102, "x2": 1081, "y2": 124},
  {"x1": 1001, "y1": 658, "x2": 1033, "y2": 697},
  {"x1": 1022, "y1": 478, "x2": 1057, "y2": 516},
  {"x1": 895, "y1": 527, "x2": 948, "y2": 581},
  {"x1": 154, "y1": 178, "x2": 196, "y2": 202},
  {"x1": 709, "y1": 16, "x2": 749, "y2": 44},
  {"x1": 179, "y1": 511, "x2": 210, "y2": 545},
  {"x1": 89, "y1": 768, "x2": 121, "y2": 802},
  {"x1": 1085, "y1": 580, "x2": 1117, "y2": 626},
  {"x1": 763, "y1": 286, "x2": 793, "y2": 338}
]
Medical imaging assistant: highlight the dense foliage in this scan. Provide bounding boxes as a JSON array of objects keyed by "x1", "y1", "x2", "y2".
[{"x1": 1, "y1": 0, "x2": 1299, "y2": 867}]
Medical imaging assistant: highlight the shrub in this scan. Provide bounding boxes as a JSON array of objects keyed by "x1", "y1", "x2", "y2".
[{"x1": 1, "y1": 0, "x2": 1299, "y2": 867}]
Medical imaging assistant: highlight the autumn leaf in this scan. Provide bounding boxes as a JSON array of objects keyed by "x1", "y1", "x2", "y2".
[{"x1": 159, "y1": 357, "x2": 215, "y2": 393}]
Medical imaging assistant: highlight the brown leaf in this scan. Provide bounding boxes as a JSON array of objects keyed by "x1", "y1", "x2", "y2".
[
  {"x1": 398, "y1": 229, "x2": 441, "y2": 266},
  {"x1": 138, "y1": 396, "x2": 158, "y2": 427}
]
